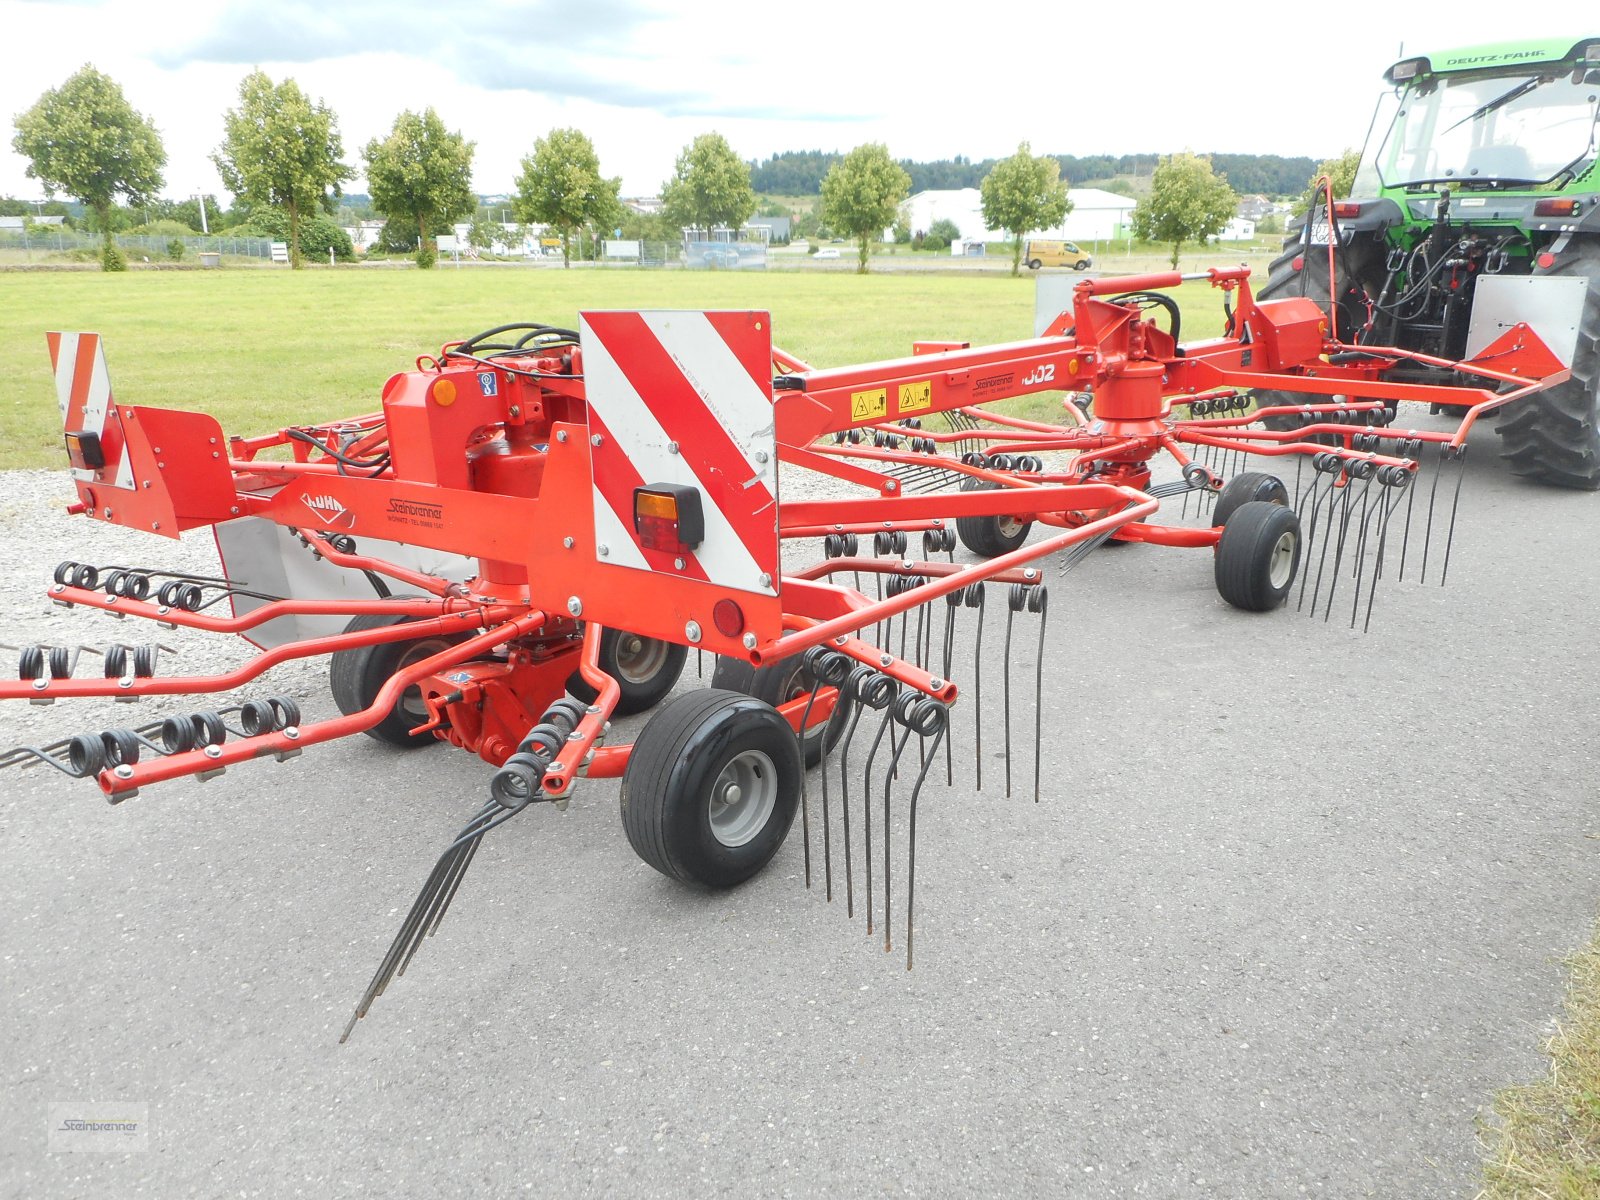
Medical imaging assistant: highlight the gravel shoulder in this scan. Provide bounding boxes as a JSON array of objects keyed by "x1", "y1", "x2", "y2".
[{"x1": 1, "y1": 435, "x2": 1597, "y2": 1198}]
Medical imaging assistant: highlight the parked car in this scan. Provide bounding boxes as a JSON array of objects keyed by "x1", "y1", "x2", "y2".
[
  {"x1": 814, "y1": 248, "x2": 841, "y2": 260},
  {"x1": 1023, "y1": 239, "x2": 1092, "y2": 270},
  {"x1": 701, "y1": 246, "x2": 741, "y2": 268}
]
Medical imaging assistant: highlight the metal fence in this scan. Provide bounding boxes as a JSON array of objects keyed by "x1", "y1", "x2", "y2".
[{"x1": 0, "y1": 230, "x2": 278, "y2": 260}]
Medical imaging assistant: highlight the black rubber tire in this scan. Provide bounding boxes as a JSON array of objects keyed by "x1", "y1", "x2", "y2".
[
  {"x1": 955, "y1": 475, "x2": 1032, "y2": 557},
  {"x1": 1211, "y1": 471, "x2": 1289, "y2": 528},
  {"x1": 1026, "y1": 258, "x2": 1041, "y2": 271},
  {"x1": 329, "y1": 612, "x2": 463, "y2": 747},
  {"x1": 566, "y1": 627, "x2": 687, "y2": 716},
  {"x1": 710, "y1": 653, "x2": 852, "y2": 767},
  {"x1": 1074, "y1": 260, "x2": 1089, "y2": 271},
  {"x1": 621, "y1": 689, "x2": 801, "y2": 889},
  {"x1": 1496, "y1": 239, "x2": 1600, "y2": 489},
  {"x1": 1214, "y1": 501, "x2": 1301, "y2": 612}
]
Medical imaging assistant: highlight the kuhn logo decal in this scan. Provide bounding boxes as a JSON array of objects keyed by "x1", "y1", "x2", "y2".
[{"x1": 304, "y1": 493, "x2": 356, "y2": 528}]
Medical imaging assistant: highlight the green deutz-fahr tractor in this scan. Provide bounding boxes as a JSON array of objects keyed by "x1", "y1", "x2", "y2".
[{"x1": 1257, "y1": 36, "x2": 1600, "y2": 487}]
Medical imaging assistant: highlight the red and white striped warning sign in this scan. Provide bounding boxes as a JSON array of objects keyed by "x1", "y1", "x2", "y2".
[
  {"x1": 579, "y1": 311, "x2": 779, "y2": 596},
  {"x1": 46, "y1": 332, "x2": 133, "y2": 490}
]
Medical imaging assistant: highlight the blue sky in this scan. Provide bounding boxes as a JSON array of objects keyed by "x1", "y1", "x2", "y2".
[{"x1": 0, "y1": 0, "x2": 1559, "y2": 202}]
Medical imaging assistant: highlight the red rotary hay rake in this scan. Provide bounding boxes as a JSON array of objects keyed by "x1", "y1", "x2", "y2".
[{"x1": 0, "y1": 259, "x2": 1572, "y2": 1038}]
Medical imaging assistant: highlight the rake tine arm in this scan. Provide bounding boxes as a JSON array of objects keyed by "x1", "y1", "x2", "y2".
[
  {"x1": 39, "y1": 587, "x2": 456, "y2": 638},
  {"x1": 0, "y1": 607, "x2": 505, "y2": 705},
  {"x1": 764, "y1": 491, "x2": 1157, "y2": 666},
  {"x1": 294, "y1": 529, "x2": 459, "y2": 599},
  {"x1": 86, "y1": 612, "x2": 550, "y2": 798}
]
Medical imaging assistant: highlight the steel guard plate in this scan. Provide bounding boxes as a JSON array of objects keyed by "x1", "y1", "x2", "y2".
[{"x1": 577, "y1": 311, "x2": 783, "y2": 652}]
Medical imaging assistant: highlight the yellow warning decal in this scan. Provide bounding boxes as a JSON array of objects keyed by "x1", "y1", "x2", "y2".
[
  {"x1": 851, "y1": 387, "x2": 887, "y2": 422},
  {"x1": 898, "y1": 380, "x2": 932, "y2": 413}
]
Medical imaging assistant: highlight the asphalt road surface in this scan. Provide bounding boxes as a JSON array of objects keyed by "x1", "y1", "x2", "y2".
[{"x1": 2, "y1": 413, "x2": 1597, "y2": 1197}]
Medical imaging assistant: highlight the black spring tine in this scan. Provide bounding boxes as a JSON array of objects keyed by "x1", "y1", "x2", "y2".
[
  {"x1": 1419, "y1": 442, "x2": 1447, "y2": 585},
  {"x1": 842, "y1": 665, "x2": 895, "y2": 919},
  {"x1": 1002, "y1": 587, "x2": 1021, "y2": 798},
  {"x1": 0, "y1": 743, "x2": 93, "y2": 776},
  {"x1": 1346, "y1": 469, "x2": 1378, "y2": 628},
  {"x1": 1320, "y1": 471, "x2": 1365, "y2": 623},
  {"x1": 942, "y1": 594, "x2": 958, "y2": 786},
  {"x1": 795, "y1": 687, "x2": 821, "y2": 890},
  {"x1": 904, "y1": 708, "x2": 950, "y2": 970},
  {"x1": 1397, "y1": 440, "x2": 1422, "y2": 582},
  {"x1": 1303, "y1": 470, "x2": 1344, "y2": 616},
  {"x1": 1296, "y1": 472, "x2": 1330, "y2": 612},
  {"x1": 877, "y1": 695, "x2": 923, "y2": 955},
  {"x1": 1439, "y1": 446, "x2": 1468, "y2": 587},
  {"x1": 874, "y1": 567, "x2": 886, "y2": 648},
  {"x1": 341, "y1": 801, "x2": 499, "y2": 1042},
  {"x1": 897, "y1": 580, "x2": 910, "y2": 666},
  {"x1": 860, "y1": 682, "x2": 902, "y2": 935},
  {"x1": 1030, "y1": 586, "x2": 1048, "y2": 803},
  {"x1": 1293, "y1": 453, "x2": 1305, "y2": 511},
  {"x1": 832, "y1": 672, "x2": 875, "y2": 912},
  {"x1": 965, "y1": 584, "x2": 986, "y2": 791},
  {"x1": 913, "y1": 597, "x2": 927, "y2": 674},
  {"x1": 1363, "y1": 481, "x2": 1408, "y2": 633},
  {"x1": 696, "y1": 648, "x2": 703, "y2": 678},
  {"x1": 421, "y1": 825, "x2": 487, "y2": 943},
  {"x1": 393, "y1": 806, "x2": 511, "y2": 985}
]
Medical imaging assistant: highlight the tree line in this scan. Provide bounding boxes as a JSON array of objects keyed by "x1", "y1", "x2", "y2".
[
  {"x1": 9, "y1": 64, "x2": 1331, "y2": 276},
  {"x1": 750, "y1": 151, "x2": 1322, "y2": 197}
]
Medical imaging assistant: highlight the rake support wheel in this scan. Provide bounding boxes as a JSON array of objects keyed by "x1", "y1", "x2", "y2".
[
  {"x1": 567, "y1": 627, "x2": 687, "y2": 716},
  {"x1": 710, "y1": 654, "x2": 852, "y2": 767},
  {"x1": 1212, "y1": 471, "x2": 1289, "y2": 528},
  {"x1": 955, "y1": 476, "x2": 1032, "y2": 557},
  {"x1": 1214, "y1": 501, "x2": 1301, "y2": 612},
  {"x1": 329, "y1": 612, "x2": 462, "y2": 748},
  {"x1": 621, "y1": 689, "x2": 801, "y2": 888}
]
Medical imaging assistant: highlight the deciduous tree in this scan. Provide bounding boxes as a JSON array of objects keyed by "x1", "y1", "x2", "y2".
[
  {"x1": 819, "y1": 143, "x2": 910, "y2": 274},
  {"x1": 660, "y1": 133, "x2": 756, "y2": 239},
  {"x1": 1131, "y1": 152, "x2": 1237, "y2": 268},
  {"x1": 1292, "y1": 148, "x2": 1362, "y2": 216},
  {"x1": 11, "y1": 65, "x2": 165, "y2": 271},
  {"x1": 213, "y1": 70, "x2": 350, "y2": 269},
  {"x1": 364, "y1": 108, "x2": 475, "y2": 269},
  {"x1": 980, "y1": 142, "x2": 1071, "y2": 276},
  {"x1": 513, "y1": 127, "x2": 623, "y2": 268}
]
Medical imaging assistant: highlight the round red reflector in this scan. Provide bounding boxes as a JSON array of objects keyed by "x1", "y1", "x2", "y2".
[
  {"x1": 1537, "y1": 252, "x2": 1556, "y2": 270},
  {"x1": 1291, "y1": 256, "x2": 1304, "y2": 272},
  {"x1": 712, "y1": 599, "x2": 745, "y2": 637}
]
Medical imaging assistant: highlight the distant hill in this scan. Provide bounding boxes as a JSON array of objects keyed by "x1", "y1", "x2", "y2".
[{"x1": 749, "y1": 151, "x2": 1321, "y2": 198}]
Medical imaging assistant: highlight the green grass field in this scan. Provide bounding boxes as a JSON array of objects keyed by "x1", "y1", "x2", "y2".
[{"x1": 0, "y1": 267, "x2": 1230, "y2": 470}]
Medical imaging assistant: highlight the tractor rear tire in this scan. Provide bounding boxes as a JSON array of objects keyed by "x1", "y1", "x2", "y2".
[
  {"x1": 621, "y1": 689, "x2": 801, "y2": 888},
  {"x1": 329, "y1": 612, "x2": 463, "y2": 748},
  {"x1": 955, "y1": 476, "x2": 1032, "y2": 557},
  {"x1": 710, "y1": 654, "x2": 852, "y2": 767},
  {"x1": 1495, "y1": 241, "x2": 1600, "y2": 489},
  {"x1": 1212, "y1": 471, "x2": 1289, "y2": 528},
  {"x1": 1214, "y1": 501, "x2": 1301, "y2": 612},
  {"x1": 566, "y1": 627, "x2": 687, "y2": 715}
]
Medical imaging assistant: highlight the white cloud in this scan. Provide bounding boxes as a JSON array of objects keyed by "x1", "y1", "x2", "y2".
[{"x1": 0, "y1": 0, "x2": 1562, "y2": 202}]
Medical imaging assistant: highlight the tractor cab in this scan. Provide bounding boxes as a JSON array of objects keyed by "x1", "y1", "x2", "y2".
[{"x1": 1354, "y1": 39, "x2": 1600, "y2": 197}]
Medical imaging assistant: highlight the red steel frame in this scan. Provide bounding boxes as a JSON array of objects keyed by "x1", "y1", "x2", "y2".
[{"x1": 6, "y1": 265, "x2": 1571, "y2": 802}]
